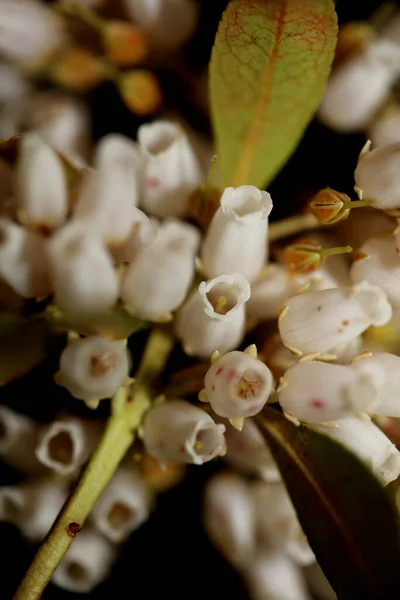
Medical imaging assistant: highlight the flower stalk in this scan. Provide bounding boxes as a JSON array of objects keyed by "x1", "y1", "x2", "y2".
[{"x1": 13, "y1": 326, "x2": 173, "y2": 600}]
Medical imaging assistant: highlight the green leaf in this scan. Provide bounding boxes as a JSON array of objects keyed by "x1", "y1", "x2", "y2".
[
  {"x1": 256, "y1": 407, "x2": 400, "y2": 600},
  {"x1": 210, "y1": 0, "x2": 338, "y2": 188}
]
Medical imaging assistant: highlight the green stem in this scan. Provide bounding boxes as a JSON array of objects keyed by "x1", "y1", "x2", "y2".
[
  {"x1": 319, "y1": 245, "x2": 353, "y2": 257},
  {"x1": 269, "y1": 213, "x2": 319, "y2": 242},
  {"x1": 13, "y1": 327, "x2": 173, "y2": 600}
]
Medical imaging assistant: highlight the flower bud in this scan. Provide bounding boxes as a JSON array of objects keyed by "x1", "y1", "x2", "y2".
[
  {"x1": 138, "y1": 120, "x2": 203, "y2": 217},
  {"x1": 143, "y1": 399, "x2": 226, "y2": 465},
  {"x1": 318, "y1": 40, "x2": 400, "y2": 132},
  {"x1": 354, "y1": 141, "x2": 400, "y2": 210},
  {"x1": 118, "y1": 70, "x2": 163, "y2": 116},
  {"x1": 278, "y1": 360, "x2": 383, "y2": 424},
  {"x1": 73, "y1": 134, "x2": 141, "y2": 247},
  {"x1": 58, "y1": 336, "x2": 130, "y2": 403},
  {"x1": 312, "y1": 415, "x2": 400, "y2": 486},
  {"x1": 350, "y1": 236, "x2": 400, "y2": 306},
  {"x1": 121, "y1": 219, "x2": 200, "y2": 320},
  {"x1": 48, "y1": 224, "x2": 119, "y2": 315},
  {"x1": 89, "y1": 467, "x2": 150, "y2": 542},
  {"x1": 175, "y1": 273, "x2": 250, "y2": 358},
  {"x1": 283, "y1": 238, "x2": 352, "y2": 275},
  {"x1": 50, "y1": 47, "x2": 105, "y2": 92},
  {"x1": 223, "y1": 418, "x2": 280, "y2": 482},
  {"x1": 123, "y1": 0, "x2": 199, "y2": 52},
  {"x1": 368, "y1": 104, "x2": 400, "y2": 147},
  {"x1": 203, "y1": 472, "x2": 255, "y2": 569},
  {"x1": 0, "y1": 0, "x2": 66, "y2": 66},
  {"x1": 35, "y1": 417, "x2": 101, "y2": 477},
  {"x1": 202, "y1": 351, "x2": 273, "y2": 419},
  {"x1": 0, "y1": 217, "x2": 51, "y2": 298},
  {"x1": 278, "y1": 281, "x2": 392, "y2": 355},
  {"x1": 0, "y1": 406, "x2": 42, "y2": 474},
  {"x1": 0, "y1": 478, "x2": 68, "y2": 542},
  {"x1": 309, "y1": 188, "x2": 351, "y2": 224},
  {"x1": 15, "y1": 134, "x2": 68, "y2": 231},
  {"x1": 53, "y1": 529, "x2": 117, "y2": 593},
  {"x1": 102, "y1": 21, "x2": 147, "y2": 67},
  {"x1": 201, "y1": 185, "x2": 272, "y2": 283},
  {"x1": 243, "y1": 551, "x2": 311, "y2": 600},
  {"x1": 351, "y1": 352, "x2": 400, "y2": 417}
]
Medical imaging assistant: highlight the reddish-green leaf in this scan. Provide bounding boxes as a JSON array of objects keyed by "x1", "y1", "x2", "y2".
[
  {"x1": 256, "y1": 407, "x2": 400, "y2": 600},
  {"x1": 210, "y1": 0, "x2": 337, "y2": 188}
]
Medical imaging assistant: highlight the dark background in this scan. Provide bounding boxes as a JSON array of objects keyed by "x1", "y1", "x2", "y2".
[{"x1": 1, "y1": 1, "x2": 399, "y2": 598}]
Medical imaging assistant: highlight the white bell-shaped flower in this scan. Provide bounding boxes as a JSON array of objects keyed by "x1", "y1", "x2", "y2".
[
  {"x1": 0, "y1": 406, "x2": 42, "y2": 474},
  {"x1": 111, "y1": 208, "x2": 156, "y2": 264},
  {"x1": 59, "y1": 336, "x2": 130, "y2": 403},
  {"x1": 223, "y1": 418, "x2": 281, "y2": 482},
  {"x1": 201, "y1": 185, "x2": 272, "y2": 283},
  {"x1": 204, "y1": 472, "x2": 255, "y2": 569},
  {"x1": 123, "y1": 0, "x2": 199, "y2": 51},
  {"x1": 121, "y1": 219, "x2": 200, "y2": 320},
  {"x1": 312, "y1": 415, "x2": 400, "y2": 486},
  {"x1": 0, "y1": 62, "x2": 31, "y2": 104},
  {"x1": 278, "y1": 360, "x2": 384, "y2": 425},
  {"x1": 247, "y1": 264, "x2": 337, "y2": 321},
  {"x1": 0, "y1": 217, "x2": 51, "y2": 298},
  {"x1": 368, "y1": 104, "x2": 400, "y2": 147},
  {"x1": 243, "y1": 551, "x2": 311, "y2": 600},
  {"x1": 350, "y1": 236, "x2": 400, "y2": 306},
  {"x1": 0, "y1": 0, "x2": 66, "y2": 66},
  {"x1": 305, "y1": 563, "x2": 337, "y2": 600},
  {"x1": 175, "y1": 273, "x2": 251, "y2": 358},
  {"x1": 89, "y1": 467, "x2": 150, "y2": 542},
  {"x1": 73, "y1": 134, "x2": 141, "y2": 247},
  {"x1": 279, "y1": 281, "x2": 392, "y2": 356},
  {"x1": 138, "y1": 120, "x2": 203, "y2": 217},
  {"x1": 351, "y1": 352, "x2": 400, "y2": 417},
  {"x1": 53, "y1": 529, "x2": 117, "y2": 593},
  {"x1": 202, "y1": 351, "x2": 273, "y2": 419},
  {"x1": 354, "y1": 141, "x2": 400, "y2": 210},
  {"x1": 318, "y1": 40, "x2": 400, "y2": 132},
  {"x1": 143, "y1": 399, "x2": 226, "y2": 465},
  {"x1": 48, "y1": 224, "x2": 119, "y2": 315},
  {"x1": 15, "y1": 134, "x2": 68, "y2": 231},
  {"x1": 251, "y1": 481, "x2": 315, "y2": 566}
]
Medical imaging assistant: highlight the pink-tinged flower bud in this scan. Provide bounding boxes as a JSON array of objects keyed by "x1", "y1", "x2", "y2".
[
  {"x1": 73, "y1": 134, "x2": 141, "y2": 247},
  {"x1": 351, "y1": 352, "x2": 400, "y2": 417},
  {"x1": 250, "y1": 481, "x2": 314, "y2": 566},
  {"x1": 318, "y1": 40, "x2": 400, "y2": 132},
  {"x1": 53, "y1": 529, "x2": 117, "y2": 593},
  {"x1": 354, "y1": 142, "x2": 400, "y2": 210},
  {"x1": 59, "y1": 336, "x2": 130, "y2": 403},
  {"x1": 203, "y1": 472, "x2": 255, "y2": 569},
  {"x1": 203, "y1": 351, "x2": 273, "y2": 419},
  {"x1": 368, "y1": 104, "x2": 400, "y2": 147},
  {"x1": 175, "y1": 273, "x2": 250, "y2": 358},
  {"x1": 121, "y1": 219, "x2": 200, "y2": 320},
  {"x1": 279, "y1": 281, "x2": 392, "y2": 356},
  {"x1": 138, "y1": 120, "x2": 203, "y2": 217},
  {"x1": 48, "y1": 224, "x2": 119, "y2": 315},
  {"x1": 89, "y1": 467, "x2": 150, "y2": 542},
  {"x1": 35, "y1": 417, "x2": 101, "y2": 477},
  {"x1": 243, "y1": 551, "x2": 311, "y2": 600},
  {"x1": 0, "y1": 478, "x2": 68, "y2": 542},
  {"x1": 247, "y1": 264, "x2": 337, "y2": 322},
  {"x1": 15, "y1": 134, "x2": 68, "y2": 231},
  {"x1": 200, "y1": 185, "x2": 272, "y2": 283},
  {"x1": 123, "y1": 0, "x2": 199, "y2": 52},
  {"x1": 312, "y1": 415, "x2": 400, "y2": 486},
  {"x1": 0, "y1": 218, "x2": 51, "y2": 298},
  {"x1": 0, "y1": 406, "x2": 43, "y2": 474},
  {"x1": 143, "y1": 399, "x2": 226, "y2": 465},
  {"x1": 0, "y1": 1, "x2": 66, "y2": 66},
  {"x1": 223, "y1": 418, "x2": 280, "y2": 482},
  {"x1": 350, "y1": 236, "x2": 400, "y2": 306},
  {"x1": 278, "y1": 360, "x2": 383, "y2": 425}
]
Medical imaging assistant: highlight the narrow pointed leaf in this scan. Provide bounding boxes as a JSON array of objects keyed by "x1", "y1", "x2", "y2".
[
  {"x1": 210, "y1": 0, "x2": 337, "y2": 188},
  {"x1": 256, "y1": 407, "x2": 400, "y2": 600}
]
